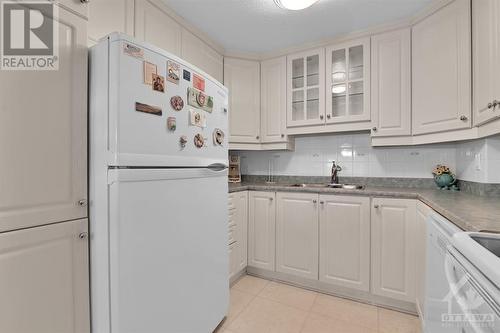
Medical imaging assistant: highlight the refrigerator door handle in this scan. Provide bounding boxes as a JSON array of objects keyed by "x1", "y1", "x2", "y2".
[{"x1": 206, "y1": 163, "x2": 229, "y2": 171}]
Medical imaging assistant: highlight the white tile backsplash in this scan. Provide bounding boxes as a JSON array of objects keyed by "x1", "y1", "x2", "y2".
[{"x1": 235, "y1": 133, "x2": 500, "y2": 184}]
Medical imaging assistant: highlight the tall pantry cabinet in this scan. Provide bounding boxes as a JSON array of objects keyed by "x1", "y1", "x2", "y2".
[{"x1": 0, "y1": 1, "x2": 90, "y2": 332}]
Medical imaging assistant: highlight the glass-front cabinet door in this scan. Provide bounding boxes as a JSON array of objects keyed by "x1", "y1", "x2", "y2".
[
  {"x1": 287, "y1": 49, "x2": 325, "y2": 127},
  {"x1": 326, "y1": 38, "x2": 370, "y2": 124}
]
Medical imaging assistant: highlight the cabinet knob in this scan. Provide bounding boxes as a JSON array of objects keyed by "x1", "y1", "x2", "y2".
[
  {"x1": 488, "y1": 102, "x2": 494, "y2": 109},
  {"x1": 320, "y1": 115, "x2": 324, "y2": 120},
  {"x1": 256, "y1": 135, "x2": 260, "y2": 140},
  {"x1": 374, "y1": 204, "x2": 380, "y2": 209},
  {"x1": 80, "y1": 0, "x2": 90, "y2": 3},
  {"x1": 281, "y1": 134, "x2": 285, "y2": 138},
  {"x1": 77, "y1": 199, "x2": 88, "y2": 207},
  {"x1": 460, "y1": 115, "x2": 468, "y2": 121},
  {"x1": 78, "y1": 232, "x2": 88, "y2": 240},
  {"x1": 493, "y1": 100, "x2": 499, "y2": 109},
  {"x1": 327, "y1": 114, "x2": 331, "y2": 119},
  {"x1": 372, "y1": 127, "x2": 378, "y2": 132},
  {"x1": 269, "y1": 197, "x2": 273, "y2": 201},
  {"x1": 313, "y1": 199, "x2": 317, "y2": 204},
  {"x1": 320, "y1": 201, "x2": 324, "y2": 205}
]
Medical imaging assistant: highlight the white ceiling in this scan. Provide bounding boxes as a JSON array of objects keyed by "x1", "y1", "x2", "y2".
[{"x1": 162, "y1": 0, "x2": 432, "y2": 54}]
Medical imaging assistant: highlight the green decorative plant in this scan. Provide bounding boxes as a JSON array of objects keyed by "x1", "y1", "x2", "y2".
[{"x1": 432, "y1": 165, "x2": 459, "y2": 191}]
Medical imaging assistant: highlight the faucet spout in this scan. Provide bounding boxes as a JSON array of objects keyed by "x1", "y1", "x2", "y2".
[{"x1": 331, "y1": 161, "x2": 342, "y2": 184}]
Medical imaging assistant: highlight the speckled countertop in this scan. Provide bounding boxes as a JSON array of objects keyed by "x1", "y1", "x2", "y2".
[{"x1": 229, "y1": 182, "x2": 500, "y2": 233}]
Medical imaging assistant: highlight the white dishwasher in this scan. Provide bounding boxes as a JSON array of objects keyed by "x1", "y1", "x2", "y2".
[{"x1": 424, "y1": 212, "x2": 462, "y2": 332}]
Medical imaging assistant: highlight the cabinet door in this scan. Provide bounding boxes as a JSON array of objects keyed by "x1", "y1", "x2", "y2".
[
  {"x1": 319, "y1": 195, "x2": 370, "y2": 291},
  {"x1": 0, "y1": 8, "x2": 87, "y2": 233},
  {"x1": 248, "y1": 191, "x2": 276, "y2": 271},
  {"x1": 287, "y1": 48, "x2": 325, "y2": 127},
  {"x1": 57, "y1": 0, "x2": 88, "y2": 18},
  {"x1": 415, "y1": 201, "x2": 431, "y2": 317},
  {"x1": 371, "y1": 29, "x2": 411, "y2": 137},
  {"x1": 261, "y1": 57, "x2": 287, "y2": 143},
  {"x1": 234, "y1": 191, "x2": 248, "y2": 272},
  {"x1": 88, "y1": 0, "x2": 133, "y2": 46},
  {"x1": 473, "y1": 0, "x2": 500, "y2": 126},
  {"x1": 371, "y1": 198, "x2": 416, "y2": 302},
  {"x1": 0, "y1": 219, "x2": 90, "y2": 333},
  {"x1": 224, "y1": 58, "x2": 261, "y2": 143},
  {"x1": 412, "y1": 0, "x2": 471, "y2": 135},
  {"x1": 326, "y1": 38, "x2": 371, "y2": 124},
  {"x1": 134, "y1": 0, "x2": 182, "y2": 56},
  {"x1": 181, "y1": 29, "x2": 223, "y2": 83},
  {"x1": 276, "y1": 192, "x2": 318, "y2": 279}
]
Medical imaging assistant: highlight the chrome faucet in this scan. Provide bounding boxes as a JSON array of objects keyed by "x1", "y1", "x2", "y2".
[{"x1": 331, "y1": 161, "x2": 342, "y2": 184}]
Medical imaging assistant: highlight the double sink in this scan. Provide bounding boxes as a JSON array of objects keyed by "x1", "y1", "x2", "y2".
[{"x1": 284, "y1": 183, "x2": 365, "y2": 190}]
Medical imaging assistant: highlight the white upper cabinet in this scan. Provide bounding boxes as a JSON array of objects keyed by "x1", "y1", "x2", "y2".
[
  {"x1": 473, "y1": 0, "x2": 500, "y2": 126},
  {"x1": 371, "y1": 29, "x2": 411, "y2": 137},
  {"x1": 326, "y1": 38, "x2": 371, "y2": 124},
  {"x1": 276, "y1": 192, "x2": 319, "y2": 280},
  {"x1": 0, "y1": 219, "x2": 90, "y2": 333},
  {"x1": 134, "y1": 0, "x2": 182, "y2": 56},
  {"x1": 88, "y1": 0, "x2": 133, "y2": 45},
  {"x1": 181, "y1": 29, "x2": 223, "y2": 83},
  {"x1": 0, "y1": 7, "x2": 87, "y2": 233},
  {"x1": 261, "y1": 57, "x2": 288, "y2": 143},
  {"x1": 412, "y1": 0, "x2": 471, "y2": 135},
  {"x1": 248, "y1": 191, "x2": 276, "y2": 271},
  {"x1": 225, "y1": 58, "x2": 261, "y2": 143},
  {"x1": 58, "y1": 0, "x2": 88, "y2": 18},
  {"x1": 319, "y1": 195, "x2": 371, "y2": 292},
  {"x1": 287, "y1": 48, "x2": 325, "y2": 127},
  {"x1": 371, "y1": 198, "x2": 416, "y2": 303}
]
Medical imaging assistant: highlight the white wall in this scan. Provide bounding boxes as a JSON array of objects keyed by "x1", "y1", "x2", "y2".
[{"x1": 236, "y1": 133, "x2": 500, "y2": 184}]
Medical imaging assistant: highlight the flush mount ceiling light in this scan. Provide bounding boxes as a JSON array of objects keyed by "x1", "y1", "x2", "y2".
[{"x1": 274, "y1": 0, "x2": 320, "y2": 10}]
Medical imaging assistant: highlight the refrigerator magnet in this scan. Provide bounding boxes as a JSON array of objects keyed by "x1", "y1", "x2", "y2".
[
  {"x1": 143, "y1": 61, "x2": 157, "y2": 85},
  {"x1": 167, "y1": 60, "x2": 180, "y2": 84},
  {"x1": 179, "y1": 135, "x2": 188, "y2": 148},
  {"x1": 213, "y1": 128, "x2": 225, "y2": 146},
  {"x1": 193, "y1": 74, "x2": 205, "y2": 92},
  {"x1": 183, "y1": 69, "x2": 191, "y2": 81},
  {"x1": 123, "y1": 43, "x2": 144, "y2": 59},
  {"x1": 170, "y1": 95, "x2": 184, "y2": 111},
  {"x1": 194, "y1": 134, "x2": 205, "y2": 148},
  {"x1": 152, "y1": 74, "x2": 165, "y2": 93},
  {"x1": 189, "y1": 109, "x2": 206, "y2": 128},
  {"x1": 187, "y1": 87, "x2": 214, "y2": 113},
  {"x1": 135, "y1": 102, "x2": 162, "y2": 116},
  {"x1": 167, "y1": 117, "x2": 177, "y2": 131}
]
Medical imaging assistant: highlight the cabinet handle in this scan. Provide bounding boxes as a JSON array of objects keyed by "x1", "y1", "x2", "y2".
[
  {"x1": 78, "y1": 232, "x2": 88, "y2": 240},
  {"x1": 320, "y1": 115, "x2": 324, "y2": 120},
  {"x1": 493, "y1": 100, "x2": 499, "y2": 109},
  {"x1": 372, "y1": 127, "x2": 378, "y2": 132},
  {"x1": 327, "y1": 114, "x2": 331, "y2": 119},
  {"x1": 80, "y1": 0, "x2": 90, "y2": 3},
  {"x1": 269, "y1": 197, "x2": 273, "y2": 201},
  {"x1": 319, "y1": 201, "x2": 324, "y2": 205},
  {"x1": 313, "y1": 199, "x2": 317, "y2": 204},
  {"x1": 460, "y1": 115, "x2": 468, "y2": 121},
  {"x1": 78, "y1": 199, "x2": 88, "y2": 207},
  {"x1": 374, "y1": 204, "x2": 380, "y2": 209},
  {"x1": 488, "y1": 102, "x2": 494, "y2": 109}
]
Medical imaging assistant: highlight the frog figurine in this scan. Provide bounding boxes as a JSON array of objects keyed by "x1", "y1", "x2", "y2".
[{"x1": 432, "y1": 165, "x2": 459, "y2": 191}]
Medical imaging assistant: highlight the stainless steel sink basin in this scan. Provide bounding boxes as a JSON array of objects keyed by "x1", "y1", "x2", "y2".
[
  {"x1": 286, "y1": 183, "x2": 365, "y2": 190},
  {"x1": 471, "y1": 235, "x2": 500, "y2": 258}
]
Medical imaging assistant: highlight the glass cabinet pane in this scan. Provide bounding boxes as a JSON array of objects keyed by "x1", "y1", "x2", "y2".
[
  {"x1": 331, "y1": 49, "x2": 346, "y2": 84},
  {"x1": 348, "y1": 81, "x2": 364, "y2": 115},
  {"x1": 306, "y1": 88, "x2": 319, "y2": 120},
  {"x1": 306, "y1": 55, "x2": 319, "y2": 87},
  {"x1": 292, "y1": 90, "x2": 304, "y2": 121},
  {"x1": 292, "y1": 58, "x2": 304, "y2": 89},
  {"x1": 332, "y1": 84, "x2": 346, "y2": 117},
  {"x1": 348, "y1": 45, "x2": 363, "y2": 80}
]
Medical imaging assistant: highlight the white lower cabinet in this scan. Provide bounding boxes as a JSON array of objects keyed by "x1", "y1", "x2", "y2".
[
  {"x1": 319, "y1": 195, "x2": 371, "y2": 292},
  {"x1": 276, "y1": 192, "x2": 319, "y2": 280},
  {"x1": 248, "y1": 191, "x2": 276, "y2": 271},
  {"x1": 0, "y1": 219, "x2": 90, "y2": 333},
  {"x1": 415, "y1": 201, "x2": 431, "y2": 317},
  {"x1": 371, "y1": 198, "x2": 417, "y2": 303},
  {"x1": 228, "y1": 191, "x2": 248, "y2": 280}
]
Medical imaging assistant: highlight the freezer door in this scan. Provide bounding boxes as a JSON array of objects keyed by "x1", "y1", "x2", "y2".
[
  {"x1": 107, "y1": 168, "x2": 229, "y2": 333},
  {"x1": 107, "y1": 36, "x2": 229, "y2": 167}
]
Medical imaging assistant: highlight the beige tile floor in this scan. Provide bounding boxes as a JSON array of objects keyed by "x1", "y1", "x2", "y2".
[{"x1": 215, "y1": 275, "x2": 422, "y2": 333}]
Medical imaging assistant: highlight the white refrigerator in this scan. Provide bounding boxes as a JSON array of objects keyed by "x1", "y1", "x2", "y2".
[{"x1": 89, "y1": 33, "x2": 229, "y2": 333}]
